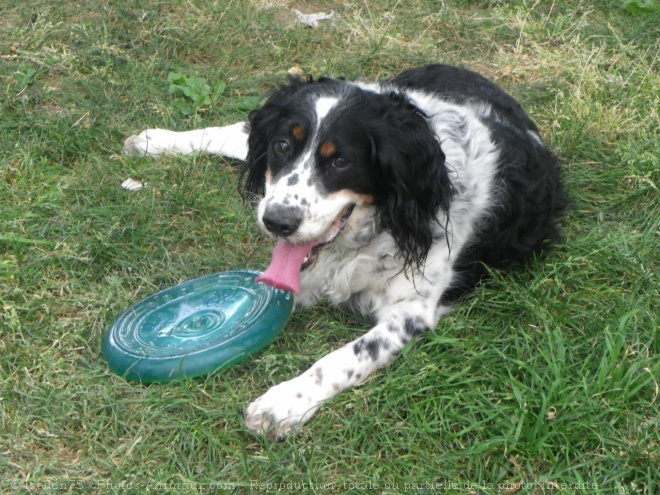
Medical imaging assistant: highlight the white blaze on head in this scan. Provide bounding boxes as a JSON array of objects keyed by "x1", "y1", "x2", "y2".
[
  {"x1": 315, "y1": 96, "x2": 339, "y2": 126},
  {"x1": 266, "y1": 95, "x2": 339, "y2": 195}
]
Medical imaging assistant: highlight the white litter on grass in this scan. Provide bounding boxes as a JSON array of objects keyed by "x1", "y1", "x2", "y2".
[
  {"x1": 294, "y1": 10, "x2": 335, "y2": 28},
  {"x1": 121, "y1": 178, "x2": 146, "y2": 191}
]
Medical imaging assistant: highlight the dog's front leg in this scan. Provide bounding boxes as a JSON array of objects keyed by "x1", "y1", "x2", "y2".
[
  {"x1": 245, "y1": 311, "x2": 440, "y2": 440},
  {"x1": 123, "y1": 122, "x2": 248, "y2": 160}
]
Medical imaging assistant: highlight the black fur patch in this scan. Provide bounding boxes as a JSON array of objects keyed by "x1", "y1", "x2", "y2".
[
  {"x1": 404, "y1": 317, "x2": 429, "y2": 338},
  {"x1": 353, "y1": 338, "x2": 381, "y2": 361}
]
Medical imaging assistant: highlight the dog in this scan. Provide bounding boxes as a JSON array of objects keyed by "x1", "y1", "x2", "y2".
[{"x1": 124, "y1": 64, "x2": 567, "y2": 440}]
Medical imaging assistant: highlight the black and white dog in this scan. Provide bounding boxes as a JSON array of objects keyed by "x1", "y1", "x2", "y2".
[{"x1": 124, "y1": 64, "x2": 567, "y2": 439}]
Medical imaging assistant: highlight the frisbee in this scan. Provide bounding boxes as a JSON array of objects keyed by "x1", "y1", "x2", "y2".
[{"x1": 102, "y1": 270, "x2": 293, "y2": 383}]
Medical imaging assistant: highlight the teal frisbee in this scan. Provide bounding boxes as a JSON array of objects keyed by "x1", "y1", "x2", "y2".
[{"x1": 102, "y1": 270, "x2": 293, "y2": 383}]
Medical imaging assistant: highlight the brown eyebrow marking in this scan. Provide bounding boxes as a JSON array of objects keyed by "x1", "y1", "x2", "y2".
[
  {"x1": 319, "y1": 141, "x2": 337, "y2": 158},
  {"x1": 329, "y1": 190, "x2": 375, "y2": 206},
  {"x1": 292, "y1": 125, "x2": 306, "y2": 141}
]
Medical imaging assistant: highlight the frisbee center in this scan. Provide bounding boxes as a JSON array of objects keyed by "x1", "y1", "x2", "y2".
[{"x1": 166, "y1": 309, "x2": 227, "y2": 339}]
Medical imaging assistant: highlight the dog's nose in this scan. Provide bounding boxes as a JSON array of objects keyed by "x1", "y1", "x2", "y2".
[{"x1": 262, "y1": 205, "x2": 303, "y2": 237}]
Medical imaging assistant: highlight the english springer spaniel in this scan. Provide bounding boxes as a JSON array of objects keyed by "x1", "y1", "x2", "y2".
[{"x1": 124, "y1": 64, "x2": 567, "y2": 440}]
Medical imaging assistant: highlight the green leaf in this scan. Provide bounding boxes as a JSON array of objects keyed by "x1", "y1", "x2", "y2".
[
  {"x1": 15, "y1": 67, "x2": 37, "y2": 91},
  {"x1": 179, "y1": 85, "x2": 199, "y2": 100},
  {"x1": 172, "y1": 98, "x2": 194, "y2": 116},
  {"x1": 234, "y1": 96, "x2": 262, "y2": 112},
  {"x1": 621, "y1": 0, "x2": 660, "y2": 14},
  {"x1": 168, "y1": 84, "x2": 183, "y2": 97},
  {"x1": 214, "y1": 80, "x2": 227, "y2": 99},
  {"x1": 167, "y1": 72, "x2": 187, "y2": 85}
]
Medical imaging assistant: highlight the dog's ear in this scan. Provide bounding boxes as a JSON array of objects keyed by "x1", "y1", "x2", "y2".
[
  {"x1": 372, "y1": 94, "x2": 454, "y2": 270},
  {"x1": 240, "y1": 76, "x2": 311, "y2": 199},
  {"x1": 239, "y1": 107, "x2": 274, "y2": 199}
]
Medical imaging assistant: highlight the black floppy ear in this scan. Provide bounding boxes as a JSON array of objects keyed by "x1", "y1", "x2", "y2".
[
  {"x1": 239, "y1": 76, "x2": 311, "y2": 199},
  {"x1": 239, "y1": 106, "x2": 274, "y2": 198},
  {"x1": 373, "y1": 95, "x2": 453, "y2": 269}
]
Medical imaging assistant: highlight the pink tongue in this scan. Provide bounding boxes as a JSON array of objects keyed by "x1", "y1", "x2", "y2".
[{"x1": 256, "y1": 240, "x2": 317, "y2": 294}]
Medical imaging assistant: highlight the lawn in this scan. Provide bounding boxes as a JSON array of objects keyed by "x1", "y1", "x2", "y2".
[{"x1": 1, "y1": 0, "x2": 658, "y2": 493}]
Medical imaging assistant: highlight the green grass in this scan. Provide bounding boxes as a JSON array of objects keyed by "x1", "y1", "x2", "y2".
[{"x1": 1, "y1": 0, "x2": 658, "y2": 493}]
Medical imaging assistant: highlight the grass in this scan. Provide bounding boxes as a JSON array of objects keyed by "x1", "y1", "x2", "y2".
[{"x1": 1, "y1": 0, "x2": 658, "y2": 493}]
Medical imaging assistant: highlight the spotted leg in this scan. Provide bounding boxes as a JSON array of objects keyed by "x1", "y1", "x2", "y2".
[{"x1": 244, "y1": 302, "x2": 450, "y2": 440}]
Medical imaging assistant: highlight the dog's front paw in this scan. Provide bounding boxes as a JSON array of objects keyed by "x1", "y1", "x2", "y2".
[
  {"x1": 123, "y1": 129, "x2": 176, "y2": 157},
  {"x1": 245, "y1": 380, "x2": 322, "y2": 440}
]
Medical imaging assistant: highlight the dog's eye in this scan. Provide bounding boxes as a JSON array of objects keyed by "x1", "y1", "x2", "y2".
[
  {"x1": 332, "y1": 156, "x2": 350, "y2": 169},
  {"x1": 273, "y1": 140, "x2": 291, "y2": 156}
]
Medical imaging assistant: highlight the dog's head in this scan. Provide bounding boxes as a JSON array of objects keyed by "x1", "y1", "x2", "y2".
[{"x1": 240, "y1": 76, "x2": 453, "y2": 291}]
